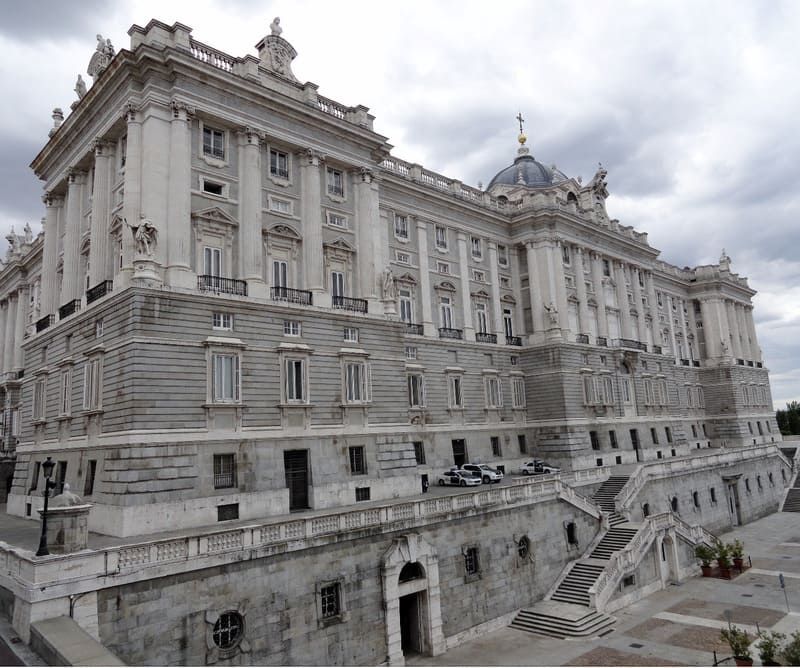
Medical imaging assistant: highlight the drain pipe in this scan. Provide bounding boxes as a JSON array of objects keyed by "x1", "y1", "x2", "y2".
[{"x1": 69, "y1": 591, "x2": 90, "y2": 618}]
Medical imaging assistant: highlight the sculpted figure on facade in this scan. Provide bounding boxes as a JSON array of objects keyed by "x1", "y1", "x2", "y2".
[
  {"x1": 127, "y1": 215, "x2": 158, "y2": 257},
  {"x1": 270, "y1": 17, "x2": 282, "y2": 36},
  {"x1": 544, "y1": 301, "x2": 559, "y2": 326},
  {"x1": 258, "y1": 18, "x2": 299, "y2": 82},
  {"x1": 23, "y1": 223, "x2": 33, "y2": 244},
  {"x1": 74, "y1": 75, "x2": 87, "y2": 100},
  {"x1": 87, "y1": 34, "x2": 115, "y2": 80},
  {"x1": 719, "y1": 248, "x2": 732, "y2": 271},
  {"x1": 382, "y1": 268, "x2": 396, "y2": 301}
]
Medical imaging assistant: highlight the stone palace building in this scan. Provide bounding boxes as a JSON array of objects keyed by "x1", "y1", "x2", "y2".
[{"x1": 0, "y1": 18, "x2": 790, "y2": 667}]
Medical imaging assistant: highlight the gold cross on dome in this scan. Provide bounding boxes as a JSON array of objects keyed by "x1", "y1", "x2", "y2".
[{"x1": 516, "y1": 112, "x2": 525, "y2": 134}]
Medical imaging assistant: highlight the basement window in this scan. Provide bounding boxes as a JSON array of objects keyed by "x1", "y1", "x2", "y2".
[
  {"x1": 217, "y1": 503, "x2": 239, "y2": 522},
  {"x1": 622, "y1": 575, "x2": 636, "y2": 588}
]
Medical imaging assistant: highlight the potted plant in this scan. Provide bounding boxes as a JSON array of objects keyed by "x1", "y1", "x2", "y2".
[
  {"x1": 714, "y1": 539, "x2": 732, "y2": 579},
  {"x1": 721, "y1": 625, "x2": 753, "y2": 666},
  {"x1": 695, "y1": 544, "x2": 715, "y2": 576},
  {"x1": 729, "y1": 539, "x2": 745, "y2": 570},
  {"x1": 757, "y1": 631, "x2": 785, "y2": 666},
  {"x1": 782, "y1": 631, "x2": 800, "y2": 666}
]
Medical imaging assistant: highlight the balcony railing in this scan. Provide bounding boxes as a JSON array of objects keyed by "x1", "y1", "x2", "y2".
[
  {"x1": 271, "y1": 286, "x2": 313, "y2": 306},
  {"x1": 576, "y1": 333, "x2": 590, "y2": 344},
  {"x1": 36, "y1": 314, "x2": 55, "y2": 333},
  {"x1": 476, "y1": 332, "x2": 497, "y2": 344},
  {"x1": 680, "y1": 358, "x2": 690, "y2": 366},
  {"x1": 198, "y1": 275, "x2": 248, "y2": 296},
  {"x1": 86, "y1": 280, "x2": 113, "y2": 305},
  {"x1": 438, "y1": 328, "x2": 463, "y2": 340},
  {"x1": 506, "y1": 336, "x2": 522, "y2": 346},
  {"x1": 619, "y1": 338, "x2": 647, "y2": 352},
  {"x1": 652, "y1": 345, "x2": 663, "y2": 355},
  {"x1": 596, "y1": 336, "x2": 608, "y2": 347},
  {"x1": 332, "y1": 296, "x2": 368, "y2": 313},
  {"x1": 58, "y1": 299, "x2": 81, "y2": 320},
  {"x1": 405, "y1": 323, "x2": 424, "y2": 336}
]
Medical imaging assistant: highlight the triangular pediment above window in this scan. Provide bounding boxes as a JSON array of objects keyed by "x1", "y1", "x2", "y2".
[
  {"x1": 397, "y1": 272, "x2": 417, "y2": 285},
  {"x1": 323, "y1": 237, "x2": 355, "y2": 253},
  {"x1": 436, "y1": 280, "x2": 457, "y2": 293},
  {"x1": 470, "y1": 289, "x2": 491, "y2": 299},
  {"x1": 268, "y1": 223, "x2": 302, "y2": 240},
  {"x1": 192, "y1": 206, "x2": 238, "y2": 227},
  {"x1": 500, "y1": 294, "x2": 517, "y2": 305}
]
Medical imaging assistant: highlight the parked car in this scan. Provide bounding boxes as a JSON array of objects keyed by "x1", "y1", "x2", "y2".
[
  {"x1": 521, "y1": 459, "x2": 561, "y2": 475},
  {"x1": 437, "y1": 469, "x2": 482, "y2": 487},
  {"x1": 462, "y1": 463, "x2": 504, "y2": 484}
]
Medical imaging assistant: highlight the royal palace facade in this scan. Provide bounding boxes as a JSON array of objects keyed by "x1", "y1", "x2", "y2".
[{"x1": 0, "y1": 19, "x2": 790, "y2": 666}]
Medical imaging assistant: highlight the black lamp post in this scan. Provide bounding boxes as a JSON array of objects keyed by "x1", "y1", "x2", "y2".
[{"x1": 35, "y1": 456, "x2": 57, "y2": 557}]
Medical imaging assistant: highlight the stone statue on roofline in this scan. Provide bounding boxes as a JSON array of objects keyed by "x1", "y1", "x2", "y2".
[
  {"x1": 87, "y1": 33, "x2": 116, "y2": 80},
  {"x1": 256, "y1": 17, "x2": 299, "y2": 83},
  {"x1": 719, "y1": 248, "x2": 731, "y2": 271},
  {"x1": 270, "y1": 17, "x2": 282, "y2": 36},
  {"x1": 74, "y1": 74, "x2": 87, "y2": 100}
]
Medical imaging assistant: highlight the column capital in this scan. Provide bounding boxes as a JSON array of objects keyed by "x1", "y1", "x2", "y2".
[
  {"x1": 92, "y1": 137, "x2": 115, "y2": 157},
  {"x1": 352, "y1": 166, "x2": 378, "y2": 184},
  {"x1": 123, "y1": 101, "x2": 139, "y2": 123},
  {"x1": 301, "y1": 147, "x2": 326, "y2": 166},
  {"x1": 237, "y1": 126, "x2": 265, "y2": 145},
  {"x1": 170, "y1": 98, "x2": 195, "y2": 121},
  {"x1": 42, "y1": 192, "x2": 64, "y2": 207},
  {"x1": 67, "y1": 168, "x2": 87, "y2": 185}
]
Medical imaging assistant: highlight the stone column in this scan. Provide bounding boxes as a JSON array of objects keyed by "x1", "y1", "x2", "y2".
[
  {"x1": 631, "y1": 267, "x2": 647, "y2": 343},
  {"x1": 510, "y1": 246, "x2": 525, "y2": 336},
  {"x1": 736, "y1": 304, "x2": 753, "y2": 361},
  {"x1": 714, "y1": 298, "x2": 732, "y2": 358},
  {"x1": 0, "y1": 303, "x2": 7, "y2": 375},
  {"x1": 13, "y1": 286, "x2": 27, "y2": 370},
  {"x1": 60, "y1": 169, "x2": 86, "y2": 307},
  {"x1": 3, "y1": 294, "x2": 16, "y2": 374},
  {"x1": 646, "y1": 271, "x2": 658, "y2": 344},
  {"x1": 745, "y1": 306, "x2": 761, "y2": 362},
  {"x1": 679, "y1": 298, "x2": 690, "y2": 359},
  {"x1": 687, "y1": 300, "x2": 699, "y2": 362},
  {"x1": 416, "y1": 219, "x2": 435, "y2": 336},
  {"x1": 699, "y1": 300, "x2": 719, "y2": 358},
  {"x1": 552, "y1": 241, "x2": 570, "y2": 334},
  {"x1": 487, "y1": 242, "x2": 503, "y2": 336},
  {"x1": 726, "y1": 300, "x2": 743, "y2": 360},
  {"x1": 591, "y1": 252, "x2": 609, "y2": 339},
  {"x1": 41, "y1": 194, "x2": 63, "y2": 316},
  {"x1": 667, "y1": 295, "x2": 679, "y2": 362},
  {"x1": 354, "y1": 167, "x2": 381, "y2": 307},
  {"x1": 238, "y1": 128, "x2": 266, "y2": 297},
  {"x1": 300, "y1": 149, "x2": 326, "y2": 305},
  {"x1": 166, "y1": 101, "x2": 194, "y2": 289},
  {"x1": 119, "y1": 104, "x2": 142, "y2": 288},
  {"x1": 614, "y1": 261, "x2": 632, "y2": 340},
  {"x1": 525, "y1": 242, "x2": 544, "y2": 339},
  {"x1": 88, "y1": 140, "x2": 113, "y2": 288},
  {"x1": 457, "y1": 232, "x2": 475, "y2": 342},
  {"x1": 575, "y1": 248, "x2": 590, "y2": 335}
]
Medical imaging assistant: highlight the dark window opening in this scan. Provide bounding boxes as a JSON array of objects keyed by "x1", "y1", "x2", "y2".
[
  {"x1": 650, "y1": 427, "x2": 659, "y2": 445},
  {"x1": 413, "y1": 441, "x2": 425, "y2": 465},
  {"x1": 642, "y1": 503, "x2": 650, "y2": 517},
  {"x1": 566, "y1": 522, "x2": 578, "y2": 545},
  {"x1": 83, "y1": 460, "x2": 97, "y2": 496},
  {"x1": 399, "y1": 562, "x2": 425, "y2": 582},
  {"x1": 217, "y1": 503, "x2": 239, "y2": 521},
  {"x1": 596, "y1": 458, "x2": 603, "y2": 467},
  {"x1": 320, "y1": 583, "x2": 341, "y2": 618},
  {"x1": 214, "y1": 453, "x2": 237, "y2": 489},
  {"x1": 609, "y1": 430, "x2": 618, "y2": 448},
  {"x1": 665, "y1": 427, "x2": 673, "y2": 443},
  {"x1": 693, "y1": 491, "x2": 700, "y2": 508},
  {"x1": 710, "y1": 487, "x2": 717, "y2": 503},
  {"x1": 29, "y1": 461, "x2": 40, "y2": 493},
  {"x1": 491, "y1": 436, "x2": 501, "y2": 457},
  {"x1": 212, "y1": 611, "x2": 244, "y2": 650},
  {"x1": 349, "y1": 446, "x2": 367, "y2": 475},
  {"x1": 203, "y1": 180, "x2": 224, "y2": 196},
  {"x1": 670, "y1": 496, "x2": 678, "y2": 512},
  {"x1": 517, "y1": 535, "x2": 530, "y2": 559},
  {"x1": 590, "y1": 430, "x2": 600, "y2": 450},
  {"x1": 517, "y1": 434, "x2": 527, "y2": 454},
  {"x1": 355, "y1": 486, "x2": 370, "y2": 502},
  {"x1": 464, "y1": 546, "x2": 480, "y2": 575}
]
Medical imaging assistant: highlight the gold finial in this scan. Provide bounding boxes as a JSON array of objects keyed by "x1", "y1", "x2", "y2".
[{"x1": 516, "y1": 112, "x2": 526, "y2": 145}]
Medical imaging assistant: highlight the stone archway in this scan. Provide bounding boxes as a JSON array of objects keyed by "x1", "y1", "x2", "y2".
[{"x1": 381, "y1": 534, "x2": 445, "y2": 666}]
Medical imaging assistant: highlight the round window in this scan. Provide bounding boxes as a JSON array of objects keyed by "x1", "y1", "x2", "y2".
[
  {"x1": 212, "y1": 611, "x2": 244, "y2": 650},
  {"x1": 517, "y1": 535, "x2": 530, "y2": 559}
]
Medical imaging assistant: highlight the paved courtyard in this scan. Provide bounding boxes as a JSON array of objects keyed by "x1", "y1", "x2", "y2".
[{"x1": 408, "y1": 512, "x2": 800, "y2": 666}]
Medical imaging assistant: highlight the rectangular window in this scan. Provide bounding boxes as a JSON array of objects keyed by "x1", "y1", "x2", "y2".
[
  {"x1": 203, "y1": 246, "x2": 222, "y2": 277},
  {"x1": 500, "y1": 276, "x2": 511, "y2": 288},
  {"x1": 440, "y1": 296, "x2": 453, "y2": 328},
  {"x1": 562, "y1": 245, "x2": 571, "y2": 265},
  {"x1": 485, "y1": 376, "x2": 502, "y2": 408},
  {"x1": 396, "y1": 251, "x2": 411, "y2": 265},
  {"x1": 213, "y1": 453, "x2": 237, "y2": 489},
  {"x1": 349, "y1": 446, "x2": 366, "y2": 475},
  {"x1": 394, "y1": 214, "x2": 409, "y2": 240},
  {"x1": 472, "y1": 270, "x2": 485, "y2": 282},
  {"x1": 269, "y1": 149, "x2": 289, "y2": 178},
  {"x1": 283, "y1": 320, "x2": 301, "y2": 336},
  {"x1": 602, "y1": 259, "x2": 611, "y2": 277},
  {"x1": 60, "y1": 369, "x2": 71, "y2": 416},
  {"x1": 437, "y1": 261, "x2": 450, "y2": 274},
  {"x1": 464, "y1": 546, "x2": 480, "y2": 575},
  {"x1": 471, "y1": 236, "x2": 482, "y2": 259},
  {"x1": 355, "y1": 487, "x2": 370, "y2": 502},
  {"x1": 327, "y1": 212, "x2": 347, "y2": 228},
  {"x1": 212, "y1": 353, "x2": 240, "y2": 403},
  {"x1": 202, "y1": 179, "x2": 224, "y2": 197},
  {"x1": 399, "y1": 289, "x2": 414, "y2": 323},
  {"x1": 213, "y1": 312, "x2": 233, "y2": 330},
  {"x1": 665, "y1": 426, "x2": 673, "y2": 443},
  {"x1": 435, "y1": 225, "x2": 448, "y2": 250},
  {"x1": 320, "y1": 583, "x2": 341, "y2": 618},
  {"x1": 650, "y1": 427, "x2": 659, "y2": 445},
  {"x1": 498, "y1": 245, "x2": 508, "y2": 266},
  {"x1": 95, "y1": 319, "x2": 104, "y2": 338},
  {"x1": 30, "y1": 461, "x2": 40, "y2": 492},
  {"x1": 202, "y1": 126, "x2": 225, "y2": 159},
  {"x1": 269, "y1": 197, "x2": 292, "y2": 214},
  {"x1": 217, "y1": 503, "x2": 239, "y2": 521},
  {"x1": 691, "y1": 424, "x2": 698, "y2": 438},
  {"x1": 326, "y1": 167, "x2": 344, "y2": 197},
  {"x1": 512, "y1": 377, "x2": 526, "y2": 408},
  {"x1": 33, "y1": 378, "x2": 46, "y2": 421},
  {"x1": 491, "y1": 436, "x2": 501, "y2": 457},
  {"x1": 503, "y1": 309, "x2": 514, "y2": 337},
  {"x1": 518, "y1": 434, "x2": 527, "y2": 453},
  {"x1": 330, "y1": 271, "x2": 345, "y2": 298},
  {"x1": 344, "y1": 361, "x2": 371, "y2": 403},
  {"x1": 83, "y1": 357, "x2": 102, "y2": 410},
  {"x1": 413, "y1": 441, "x2": 426, "y2": 465},
  {"x1": 55, "y1": 461, "x2": 67, "y2": 495},
  {"x1": 449, "y1": 375, "x2": 464, "y2": 408},
  {"x1": 404, "y1": 346, "x2": 417, "y2": 360},
  {"x1": 609, "y1": 430, "x2": 618, "y2": 448},
  {"x1": 408, "y1": 373, "x2": 425, "y2": 407},
  {"x1": 343, "y1": 327, "x2": 359, "y2": 343},
  {"x1": 272, "y1": 260, "x2": 288, "y2": 288},
  {"x1": 475, "y1": 303, "x2": 488, "y2": 333},
  {"x1": 285, "y1": 358, "x2": 305, "y2": 402},
  {"x1": 590, "y1": 430, "x2": 600, "y2": 450}
]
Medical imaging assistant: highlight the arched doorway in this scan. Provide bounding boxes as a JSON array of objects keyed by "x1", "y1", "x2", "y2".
[{"x1": 381, "y1": 535, "x2": 445, "y2": 665}]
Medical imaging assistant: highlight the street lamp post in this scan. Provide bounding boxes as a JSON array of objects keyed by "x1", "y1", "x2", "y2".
[{"x1": 35, "y1": 457, "x2": 57, "y2": 557}]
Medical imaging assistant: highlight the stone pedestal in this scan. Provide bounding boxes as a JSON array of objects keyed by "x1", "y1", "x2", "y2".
[
  {"x1": 131, "y1": 257, "x2": 163, "y2": 288},
  {"x1": 381, "y1": 298, "x2": 397, "y2": 316},
  {"x1": 546, "y1": 326, "x2": 563, "y2": 342},
  {"x1": 38, "y1": 504, "x2": 92, "y2": 554}
]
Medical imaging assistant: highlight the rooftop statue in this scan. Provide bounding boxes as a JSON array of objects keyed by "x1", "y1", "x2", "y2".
[
  {"x1": 257, "y1": 18, "x2": 299, "y2": 82},
  {"x1": 719, "y1": 248, "x2": 732, "y2": 271},
  {"x1": 23, "y1": 223, "x2": 33, "y2": 244},
  {"x1": 87, "y1": 33, "x2": 116, "y2": 80},
  {"x1": 74, "y1": 74, "x2": 87, "y2": 100},
  {"x1": 270, "y1": 17, "x2": 282, "y2": 36}
]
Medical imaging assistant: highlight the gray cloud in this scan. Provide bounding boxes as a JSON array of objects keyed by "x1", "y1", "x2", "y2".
[{"x1": 0, "y1": 0, "x2": 108, "y2": 40}]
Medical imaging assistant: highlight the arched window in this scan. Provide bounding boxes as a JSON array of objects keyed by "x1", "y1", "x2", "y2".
[
  {"x1": 566, "y1": 522, "x2": 578, "y2": 545},
  {"x1": 398, "y1": 561, "x2": 425, "y2": 583},
  {"x1": 693, "y1": 491, "x2": 700, "y2": 508},
  {"x1": 567, "y1": 191, "x2": 578, "y2": 202},
  {"x1": 671, "y1": 496, "x2": 679, "y2": 512}
]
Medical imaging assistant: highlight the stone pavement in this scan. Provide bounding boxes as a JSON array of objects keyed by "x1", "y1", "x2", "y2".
[{"x1": 407, "y1": 512, "x2": 800, "y2": 666}]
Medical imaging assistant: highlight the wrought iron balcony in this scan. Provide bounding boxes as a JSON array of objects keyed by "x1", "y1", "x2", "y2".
[
  {"x1": 506, "y1": 335, "x2": 522, "y2": 346},
  {"x1": 438, "y1": 327, "x2": 463, "y2": 340},
  {"x1": 58, "y1": 299, "x2": 81, "y2": 320},
  {"x1": 596, "y1": 336, "x2": 608, "y2": 347},
  {"x1": 405, "y1": 323, "x2": 424, "y2": 336},
  {"x1": 36, "y1": 314, "x2": 55, "y2": 333},
  {"x1": 576, "y1": 333, "x2": 590, "y2": 344},
  {"x1": 198, "y1": 275, "x2": 248, "y2": 296},
  {"x1": 271, "y1": 286, "x2": 313, "y2": 306},
  {"x1": 332, "y1": 296, "x2": 368, "y2": 313},
  {"x1": 619, "y1": 338, "x2": 647, "y2": 351},
  {"x1": 476, "y1": 332, "x2": 497, "y2": 344},
  {"x1": 86, "y1": 280, "x2": 113, "y2": 305},
  {"x1": 652, "y1": 345, "x2": 663, "y2": 355}
]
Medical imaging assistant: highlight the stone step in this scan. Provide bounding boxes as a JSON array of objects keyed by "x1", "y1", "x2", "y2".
[{"x1": 511, "y1": 606, "x2": 615, "y2": 639}]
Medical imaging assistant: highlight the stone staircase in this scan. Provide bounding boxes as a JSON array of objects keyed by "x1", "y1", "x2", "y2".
[
  {"x1": 590, "y1": 525, "x2": 639, "y2": 559},
  {"x1": 550, "y1": 561, "x2": 607, "y2": 606},
  {"x1": 592, "y1": 475, "x2": 629, "y2": 518},
  {"x1": 782, "y1": 470, "x2": 800, "y2": 512},
  {"x1": 509, "y1": 601, "x2": 615, "y2": 639}
]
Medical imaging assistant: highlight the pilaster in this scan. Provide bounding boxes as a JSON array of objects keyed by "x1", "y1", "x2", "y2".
[
  {"x1": 456, "y1": 232, "x2": 475, "y2": 341},
  {"x1": 13, "y1": 286, "x2": 27, "y2": 370},
  {"x1": 736, "y1": 303, "x2": 752, "y2": 361},
  {"x1": 667, "y1": 295, "x2": 679, "y2": 363},
  {"x1": 614, "y1": 261, "x2": 632, "y2": 340},
  {"x1": 300, "y1": 148, "x2": 326, "y2": 305},
  {"x1": 60, "y1": 169, "x2": 86, "y2": 306},
  {"x1": 41, "y1": 194, "x2": 63, "y2": 316},
  {"x1": 416, "y1": 219, "x2": 435, "y2": 336},
  {"x1": 553, "y1": 240, "x2": 570, "y2": 336},
  {"x1": 679, "y1": 298, "x2": 690, "y2": 359},
  {"x1": 3, "y1": 294, "x2": 16, "y2": 374},
  {"x1": 0, "y1": 303, "x2": 7, "y2": 374},
  {"x1": 238, "y1": 127, "x2": 266, "y2": 297},
  {"x1": 510, "y1": 246, "x2": 525, "y2": 336},
  {"x1": 591, "y1": 252, "x2": 609, "y2": 339},
  {"x1": 487, "y1": 241, "x2": 503, "y2": 336},
  {"x1": 726, "y1": 300, "x2": 743, "y2": 360},
  {"x1": 525, "y1": 242, "x2": 545, "y2": 341},
  {"x1": 631, "y1": 267, "x2": 647, "y2": 343},
  {"x1": 118, "y1": 104, "x2": 142, "y2": 289},
  {"x1": 88, "y1": 140, "x2": 113, "y2": 287},
  {"x1": 166, "y1": 100, "x2": 194, "y2": 289},
  {"x1": 575, "y1": 247, "x2": 590, "y2": 335},
  {"x1": 353, "y1": 167, "x2": 381, "y2": 308},
  {"x1": 699, "y1": 299, "x2": 719, "y2": 358},
  {"x1": 745, "y1": 305, "x2": 760, "y2": 362}
]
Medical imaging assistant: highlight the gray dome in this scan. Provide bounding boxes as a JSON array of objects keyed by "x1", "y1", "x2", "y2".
[{"x1": 488, "y1": 154, "x2": 553, "y2": 189}]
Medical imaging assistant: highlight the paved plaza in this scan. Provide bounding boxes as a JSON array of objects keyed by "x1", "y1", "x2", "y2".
[{"x1": 407, "y1": 512, "x2": 800, "y2": 666}]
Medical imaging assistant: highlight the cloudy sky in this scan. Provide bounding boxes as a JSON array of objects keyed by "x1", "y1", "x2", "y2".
[{"x1": 1, "y1": 0, "x2": 798, "y2": 408}]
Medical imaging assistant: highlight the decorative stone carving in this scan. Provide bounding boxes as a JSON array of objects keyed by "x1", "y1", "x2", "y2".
[
  {"x1": 382, "y1": 267, "x2": 396, "y2": 301},
  {"x1": 256, "y1": 19, "x2": 299, "y2": 82},
  {"x1": 48, "y1": 108, "x2": 64, "y2": 137},
  {"x1": 544, "y1": 301, "x2": 559, "y2": 326},
  {"x1": 74, "y1": 74, "x2": 87, "y2": 100},
  {"x1": 719, "y1": 248, "x2": 732, "y2": 271},
  {"x1": 87, "y1": 34, "x2": 115, "y2": 80},
  {"x1": 127, "y1": 215, "x2": 158, "y2": 257}
]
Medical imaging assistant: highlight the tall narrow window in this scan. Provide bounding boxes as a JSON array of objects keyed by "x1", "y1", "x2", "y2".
[
  {"x1": 434, "y1": 225, "x2": 448, "y2": 250},
  {"x1": 399, "y1": 289, "x2": 414, "y2": 323},
  {"x1": 503, "y1": 308, "x2": 514, "y2": 337},
  {"x1": 449, "y1": 375, "x2": 464, "y2": 408},
  {"x1": 269, "y1": 149, "x2": 289, "y2": 178},
  {"x1": 394, "y1": 214, "x2": 409, "y2": 240},
  {"x1": 326, "y1": 167, "x2": 344, "y2": 197},
  {"x1": 349, "y1": 446, "x2": 366, "y2": 475},
  {"x1": 497, "y1": 245, "x2": 508, "y2": 266},
  {"x1": 475, "y1": 303, "x2": 488, "y2": 333},
  {"x1": 440, "y1": 296, "x2": 453, "y2": 329},
  {"x1": 204, "y1": 247, "x2": 222, "y2": 277},
  {"x1": 59, "y1": 368, "x2": 72, "y2": 416},
  {"x1": 485, "y1": 376, "x2": 502, "y2": 408},
  {"x1": 491, "y1": 436, "x2": 501, "y2": 457},
  {"x1": 83, "y1": 357, "x2": 102, "y2": 410},
  {"x1": 471, "y1": 236, "x2": 482, "y2": 259},
  {"x1": 285, "y1": 358, "x2": 305, "y2": 402},
  {"x1": 344, "y1": 361, "x2": 371, "y2": 403},
  {"x1": 203, "y1": 126, "x2": 225, "y2": 159},
  {"x1": 212, "y1": 353, "x2": 240, "y2": 403},
  {"x1": 330, "y1": 271, "x2": 344, "y2": 298},
  {"x1": 272, "y1": 260, "x2": 288, "y2": 288},
  {"x1": 408, "y1": 374, "x2": 425, "y2": 407},
  {"x1": 512, "y1": 377, "x2": 526, "y2": 408},
  {"x1": 413, "y1": 441, "x2": 426, "y2": 465},
  {"x1": 33, "y1": 378, "x2": 46, "y2": 421},
  {"x1": 213, "y1": 454, "x2": 237, "y2": 489}
]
